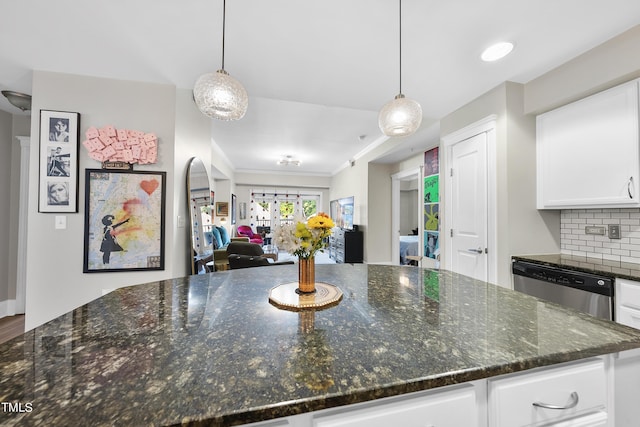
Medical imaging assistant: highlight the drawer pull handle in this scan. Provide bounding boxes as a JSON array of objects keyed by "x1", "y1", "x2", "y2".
[{"x1": 533, "y1": 391, "x2": 579, "y2": 410}]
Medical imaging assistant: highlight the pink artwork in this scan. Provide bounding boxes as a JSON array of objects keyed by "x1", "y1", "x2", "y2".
[{"x1": 83, "y1": 125, "x2": 159, "y2": 165}]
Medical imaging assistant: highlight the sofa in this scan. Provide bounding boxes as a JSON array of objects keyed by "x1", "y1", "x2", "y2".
[{"x1": 226, "y1": 242, "x2": 293, "y2": 269}]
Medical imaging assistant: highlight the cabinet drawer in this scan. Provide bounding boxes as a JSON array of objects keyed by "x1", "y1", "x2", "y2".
[
  {"x1": 313, "y1": 386, "x2": 477, "y2": 427},
  {"x1": 488, "y1": 359, "x2": 606, "y2": 427},
  {"x1": 617, "y1": 305, "x2": 640, "y2": 329},
  {"x1": 617, "y1": 279, "x2": 640, "y2": 310},
  {"x1": 551, "y1": 411, "x2": 607, "y2": 427}
]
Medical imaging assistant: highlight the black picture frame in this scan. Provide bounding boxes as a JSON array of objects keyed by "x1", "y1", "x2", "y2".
[
  {"x1": 38, "y1": 110, "x2": 80, "y2": 213},
  {"x1": 231, "y1": 194, "x2": 237, "y2": 225},
  {"x1": 83, "y1": 169, "x2": 166, "y2": 273}
]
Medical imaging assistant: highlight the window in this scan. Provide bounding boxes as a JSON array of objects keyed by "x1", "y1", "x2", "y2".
[
  {"x1": 250, "y1": 189, "x2": 322, "y2": 227},
  {"x1": 302, "y1": 198, "x2": 317, "y2": 218},
  {"x1": 279, "y1": 201, "x2": 295, "y2": 226},
  {"x1": 254, "y1": 201, "x2": 271, "y2": 227}
]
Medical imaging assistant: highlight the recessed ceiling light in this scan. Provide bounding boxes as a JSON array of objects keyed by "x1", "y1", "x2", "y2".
[{"x1": 481, "y1": 42, "x2": 514, "y2": 62}]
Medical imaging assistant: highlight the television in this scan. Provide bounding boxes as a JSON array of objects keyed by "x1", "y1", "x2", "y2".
[{"x1": 330, "y1": 196, "x2": 354, "y2": 230}]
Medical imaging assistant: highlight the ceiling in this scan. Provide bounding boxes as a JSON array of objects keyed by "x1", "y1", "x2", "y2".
[{"x1": 2, "y1": 1, "x2": 640, "y2": 175}]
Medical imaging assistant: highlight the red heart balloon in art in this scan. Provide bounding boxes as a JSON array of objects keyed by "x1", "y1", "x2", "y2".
[{"x1": 140, "y1": 179, "x2": 159, "y2": 195}]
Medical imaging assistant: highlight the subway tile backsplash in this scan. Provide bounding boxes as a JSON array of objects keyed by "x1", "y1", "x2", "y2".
[{"x1": 560, "y1": 208, "x2": 640, "y2": 264}]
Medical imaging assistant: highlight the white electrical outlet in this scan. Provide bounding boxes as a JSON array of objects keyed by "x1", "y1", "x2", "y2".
[{"x1": 585, "y1": 226, "x2": 606, "y2": 236}]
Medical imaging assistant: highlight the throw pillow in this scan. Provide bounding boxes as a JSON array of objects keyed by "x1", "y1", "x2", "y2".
[
  {"x1": 217, "y1": 226, "x2": 230, "y2": 246},
  {"x1": 210, "y1": 227, "x2": 223, "y2": 249}
]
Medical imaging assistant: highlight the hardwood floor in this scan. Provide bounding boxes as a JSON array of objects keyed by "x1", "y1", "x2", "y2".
[{"x1": 0, "y1": 315, "x2": 25, "y2": 344}]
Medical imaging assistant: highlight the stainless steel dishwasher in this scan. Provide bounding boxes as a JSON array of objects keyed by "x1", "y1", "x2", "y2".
[{"x1": 512, "y1": 260, "x2": 614, "y2": 321}]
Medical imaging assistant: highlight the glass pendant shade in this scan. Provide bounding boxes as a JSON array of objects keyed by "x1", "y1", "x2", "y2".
[
  {"x1": 193, "y1": 69, "x2": 248, "y2": 121},
  {"x1": 378, "y1": 94, "x2": 423, "y2": 137}
]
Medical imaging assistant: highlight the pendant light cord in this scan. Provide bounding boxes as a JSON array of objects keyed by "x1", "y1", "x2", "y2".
[
  {"x1": 399, "y1": 0, "x2": 402, "y2": 95},
  {"x1": 221, "y1": 0, "x2": 226, "y2": 70}
]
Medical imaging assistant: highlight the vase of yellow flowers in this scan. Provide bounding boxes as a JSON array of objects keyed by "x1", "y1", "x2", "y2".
[{"x1": 274, "y1": 213, "x2": 335, "y2": 293}]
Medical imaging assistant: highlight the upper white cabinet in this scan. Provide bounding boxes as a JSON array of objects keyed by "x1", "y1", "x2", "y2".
[{"x1": 537, "y1": 79, "x2": 640, "y2": 209}]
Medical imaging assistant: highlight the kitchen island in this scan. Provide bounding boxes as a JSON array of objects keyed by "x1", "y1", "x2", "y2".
[{"x1": 2, "y1": 264, "x2": 640, "y2": 426}]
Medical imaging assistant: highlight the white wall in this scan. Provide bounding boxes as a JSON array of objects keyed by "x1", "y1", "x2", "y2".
[
  {"x1": 1, "y1": 112, "x2": 30, "y2": 316},
  {"x1": 440, "y1": 82, "x2": 560, "y2": 286},
  {"x1": 400, "y1": 188, "x2": 418, "y2": 236},
  {"x1": 234, "y1": 182, "x2": 330, "y2": 228},
  {"x1": 231, "y1": 170, "x2": 331, "y2": 241},
  {"x1": 331, "y1": 140, "x2": 435, "y2": 264},
  {"x1": 525, "y1": 25, "x2": 640, "y2": 114},
  {"x1": 174, "y1": 88, "x2": 215, "y2": 273},
  {"x1": 25, "y1": 71, "x2": 179, "y2": 330},
  {"x1": 331, "y1": 156, "x2": 371, "y2": 258},
  {"x1": 0, "y1": 111, "x2": 11, "y2": 306}
]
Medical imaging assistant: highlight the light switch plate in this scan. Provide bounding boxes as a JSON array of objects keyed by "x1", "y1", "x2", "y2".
[
  {"x1": 608, "y1": 224, "x2": 621, "y2": 239},
  {"x1": 55, "y1": 215, "x2": 66, "y2": 230}
]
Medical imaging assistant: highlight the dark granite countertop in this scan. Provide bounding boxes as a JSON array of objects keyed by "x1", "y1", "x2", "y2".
[
  {"x1": 512, "y1": 253, "x2": 640, "y2": 281},
  {"x1": 2, "y1": 264, "x2": 640, "y2": 426}
]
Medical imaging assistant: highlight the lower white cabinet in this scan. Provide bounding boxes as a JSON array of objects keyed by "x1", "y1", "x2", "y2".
[
  {"x1": 550, "y1": 411, "x2": 608, "y2": 427},
  {"x1": 488, "y1": 358, "x2": 607, "y2": 427},
  {"x1": 313, "y1": 385, "x2": 478, "y2": 427},
  {"x1": 616, "y1": 278, "x2": 640, "y2": 329},
  {"x1": 241, "y1": 355, "x2": 640, "y2": 427}
]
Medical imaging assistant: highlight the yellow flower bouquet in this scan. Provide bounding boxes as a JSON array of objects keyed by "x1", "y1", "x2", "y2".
[{"x1": 274, "y1": 213, "x2": 335, "y2": 260}]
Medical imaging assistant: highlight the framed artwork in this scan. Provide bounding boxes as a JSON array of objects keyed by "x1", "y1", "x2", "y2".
[
  {"x1": 231, "y1": 194, "x2": 237, "y2": 225},
  {"x1": 239, "y1": 202, "x2": 247, "y2": 220},
  {"x1": 424, "y1": 146, "x2": 439, "y2": 176},
  {"x1": 83, "y1": 169, "x2": 166, "y2": 273},
  {"x1": 215, "y1": 202, "x2": 229, "y2": 217},
  {"x1": 38, "y1": 110, "x2": 80, "y2": 213}
]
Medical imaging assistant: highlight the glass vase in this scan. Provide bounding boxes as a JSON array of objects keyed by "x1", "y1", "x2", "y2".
[{"x1": 297, "y1": 257, "x2": 316, "y2": 293}]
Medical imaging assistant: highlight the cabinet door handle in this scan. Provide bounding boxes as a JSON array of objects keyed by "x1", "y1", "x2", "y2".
[
  {"x1": 532, "y1": 391, "x2": 579, "y2": 410},
  {"x1": 629, "y1": 176, "x2": 634, "y2": 199}
]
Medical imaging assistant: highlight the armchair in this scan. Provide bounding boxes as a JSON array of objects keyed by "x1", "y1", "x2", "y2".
[
  {"x1": 236, "y1": 225, "x2": 264, "y2": 245},
  {"x1": 203, "y1": 226, "x2": 250, "y2": 271}
]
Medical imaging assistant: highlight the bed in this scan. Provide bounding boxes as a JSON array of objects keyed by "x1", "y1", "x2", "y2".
[{"x1": 399, "y1": 235, "x2": 419, "y2": 265}]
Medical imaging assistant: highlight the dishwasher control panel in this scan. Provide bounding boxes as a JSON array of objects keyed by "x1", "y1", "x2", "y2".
[{"x1": 512, "y1": 260, "x2": 614, "y2": 297}]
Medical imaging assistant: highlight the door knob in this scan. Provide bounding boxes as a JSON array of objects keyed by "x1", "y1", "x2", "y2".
[{"x1": 467, "y1": 247, "x2": 483, "y2": 254}]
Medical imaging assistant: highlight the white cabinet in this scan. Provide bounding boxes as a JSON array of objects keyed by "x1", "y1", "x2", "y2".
[
  {"x1": 536, "y1": 79, "x2": 640, "y2": 209},
  {"x1": 238, "y1": 356, "x2": 640, "y2": 427},
  {"x1": 488, "y1": 358, "x2": 607, "y2": 427},
  {"x1": 616, "y1": 278, "x2": 640, "y2": 329},
  {"x1": 313, "y1": 385, "x2": 478, "y2": 427}
]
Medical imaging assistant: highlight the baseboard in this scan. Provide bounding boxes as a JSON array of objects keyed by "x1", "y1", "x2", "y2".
[{"x1": 0, "y1": 299, "x2": 17, "y2": 319}]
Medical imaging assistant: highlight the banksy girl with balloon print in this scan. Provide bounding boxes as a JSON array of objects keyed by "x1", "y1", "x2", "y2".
[
  {"x1": 83, "y1": 170, "x2": 166, "y2": 273},
  {"x1": 100, "y1": 214, "x2": 130, "y2": 264}
]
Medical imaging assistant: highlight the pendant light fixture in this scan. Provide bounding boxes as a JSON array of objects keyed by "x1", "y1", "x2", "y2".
[
  {"x1": 378, "y1": 0, "x2": 422, "y2": 137},
  {"x1": 193, "y1": 0, "x2": 248, "y2": 121}
]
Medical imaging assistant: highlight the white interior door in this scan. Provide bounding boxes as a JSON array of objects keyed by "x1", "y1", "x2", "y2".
[{"x1": 449, "y1": 132, "x2": 488, "y2": 281}]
